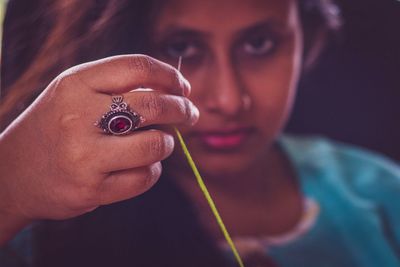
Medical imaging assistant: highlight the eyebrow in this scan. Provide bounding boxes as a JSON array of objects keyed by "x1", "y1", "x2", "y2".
[
  {"x1": 233, "y1": 19, "x2": 288, "y2": 39},
  {"x1": 154, "y1": 26, "x2": 212, "y2": 42},
  {"x1": 155, "y1": 19, "x2": 287, "y2": 42}
]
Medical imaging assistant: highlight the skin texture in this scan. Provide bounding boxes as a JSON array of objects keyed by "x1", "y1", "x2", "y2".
[
  {"x1": 0, "y1": 55, "x2": 199, "y2": 245},
  {"x1": 153, "y1": 0, "x2": 303, "y2": 177},
  {"x1": 151, "y1": 0, "x2": 304, "y2": 239}
]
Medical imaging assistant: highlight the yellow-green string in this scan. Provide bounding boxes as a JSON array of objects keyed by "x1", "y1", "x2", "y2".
[{"x1": 174, "y1": 127, "x2": 245, "y2": 267}]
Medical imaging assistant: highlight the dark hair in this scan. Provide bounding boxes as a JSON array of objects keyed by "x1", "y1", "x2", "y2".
[
  {"x1": 1, "y1": 0, "x2": 160, "y2": 130},
  {"x1": 1, "y1": 1, "x2": 341, "y2": 266},
  {"x1": 0, "y1": 0, "x2": 341, "y2": 131}
]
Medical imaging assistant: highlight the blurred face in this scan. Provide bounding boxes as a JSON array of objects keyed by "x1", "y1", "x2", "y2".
[{"x1": 151, "y1": 0, "x2": 303, "y2": 177}]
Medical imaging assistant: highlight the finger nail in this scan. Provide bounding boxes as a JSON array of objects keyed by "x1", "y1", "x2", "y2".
[
  {"x1": 190, "y1": 104, "x2": 200, "y2": 126},
  {"x1": 184, "y1": 78, "x2": 191, "y2": 97},
  {"x1": 179, "y1": 72, "x2": 191, "y2": 97}
]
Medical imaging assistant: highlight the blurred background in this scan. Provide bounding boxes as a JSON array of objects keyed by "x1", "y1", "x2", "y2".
[
  {"x1": 286, "y1": 0, "x2": 400, "y2": 162},
  {"x1": 0, "y1": 0, "x2": 399, "y2": 161}
]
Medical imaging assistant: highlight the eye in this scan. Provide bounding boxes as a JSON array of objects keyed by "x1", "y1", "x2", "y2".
[
  {"x1": 164, "y1": 40, "x2": 200, "y2": 59},
  {"x1": 241, "y1": 35, "x2": 276, "y2": 56}
]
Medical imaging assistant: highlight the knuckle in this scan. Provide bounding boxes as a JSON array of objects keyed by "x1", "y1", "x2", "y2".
[
  {"x1": 170, "y1": 68, "x2": 183, "y2": 90},
  {"x1": 59, "y1": 113, "x2": 81, "y2": 130},
  {"x1": 58, "y1": 109, "x2": 91, "y2": 134},
  {"x1": 146, "y1": 131, "x2": 173, "y2": 159},
  {"x1": 149, "y1": 131, "x2": 168, "y2": 158},
  {"x1": 128, "y1": 54, "x2": 155, "y2": 79},
  {"x1": 181, "y1": 98, "x2": 194, "y2": 123},
  {"x1": 142, "y1": 162, "x2": 162, "y2": 188},
  {"x1": 174, "y1": 97, "x2": 195, "y2": 124},
  {"x1": 141, "y1": 93, "x2": 166, "y2": 120}
]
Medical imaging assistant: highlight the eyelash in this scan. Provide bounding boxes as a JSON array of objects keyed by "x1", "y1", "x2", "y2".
[
  {"x1": 160, "y1": 33, "x2": 279, "y2": 63},
  {"x1": 237, "y1": 34, "x2": 278, "y2": 58},
  {"x1": 163, "y1": 40, "x2": 203, "y2": 60}
]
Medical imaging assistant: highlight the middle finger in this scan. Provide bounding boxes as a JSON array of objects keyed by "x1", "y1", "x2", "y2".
[{"x1": 97, "y1": 90, "x2": 199, "y2": 132}]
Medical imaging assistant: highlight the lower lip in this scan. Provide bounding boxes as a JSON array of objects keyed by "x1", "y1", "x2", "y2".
[{"x1": 198, "y1": 131, "x2": 252, "y2": 150}]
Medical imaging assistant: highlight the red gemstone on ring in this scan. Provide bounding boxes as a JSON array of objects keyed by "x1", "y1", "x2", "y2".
[{"x1": 108, "y1": 116, "x2": 133, "y2": 134}]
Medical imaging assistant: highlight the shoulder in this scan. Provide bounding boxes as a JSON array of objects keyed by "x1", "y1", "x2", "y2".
[
  {"x1": 280, "y1": 134, "x2": 400, "y2": 201},
  {"x1": 280, "y1": 135, "x2": 400, "y2": 248}
]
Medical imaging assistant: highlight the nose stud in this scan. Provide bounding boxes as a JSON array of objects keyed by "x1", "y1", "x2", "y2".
[{"x1": 242, "y1": 94, "x2": 252, "y2": 111}]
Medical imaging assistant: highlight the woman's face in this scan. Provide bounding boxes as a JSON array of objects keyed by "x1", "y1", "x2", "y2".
[{"x1": 151, "y1": 0, "x2": 303, "y2": 177}]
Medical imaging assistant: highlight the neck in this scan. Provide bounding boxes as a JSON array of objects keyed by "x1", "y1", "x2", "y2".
[
  {"x1": 164, "y1": 143, "x2": 304, "y2": 237},
  {"x1": 166, "y1": 143, "x2": 297, "y2": 200}
]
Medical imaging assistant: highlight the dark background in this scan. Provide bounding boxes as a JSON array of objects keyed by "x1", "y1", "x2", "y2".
[{"x1": 286, "y1": 0, "x2": 400, "y2": 161}]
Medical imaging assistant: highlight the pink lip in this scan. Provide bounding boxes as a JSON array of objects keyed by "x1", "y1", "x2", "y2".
[{"x1": 195, "y1": 127, "x2": 254, "y2": 150}]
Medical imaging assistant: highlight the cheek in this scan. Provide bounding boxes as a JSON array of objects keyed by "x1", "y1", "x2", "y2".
[
  {"x1": 251, "y1": 62, "x2": 296, "y2": 107},
  {"x1": 247, "y1": 44, "x2": 301, "y2": 126},
  {"x1": 179, "y1": 65, "x2": 212, "y2": 105}
]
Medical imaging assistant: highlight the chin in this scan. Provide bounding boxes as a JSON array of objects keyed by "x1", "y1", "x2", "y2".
[
  {"x1": 194, "y1": 152, "x2": 257, "y2": 179},
  {"x1": 167, "y1": 130, "x2": 274, "y2": 179}
]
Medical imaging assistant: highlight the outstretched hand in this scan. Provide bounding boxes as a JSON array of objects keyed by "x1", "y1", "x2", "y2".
[{"x1": 0, "y1": 54, "x2": 199, "y2": 244}]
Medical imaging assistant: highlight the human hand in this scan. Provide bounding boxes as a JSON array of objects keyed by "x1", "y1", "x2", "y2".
[{"x1": 0, "y1": 55, "x2": 198, "y2": 227}]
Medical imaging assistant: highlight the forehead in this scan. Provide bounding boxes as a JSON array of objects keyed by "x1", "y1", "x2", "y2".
[{"x1": 153, "y1": 0, "x2": 297, "y2": 35}]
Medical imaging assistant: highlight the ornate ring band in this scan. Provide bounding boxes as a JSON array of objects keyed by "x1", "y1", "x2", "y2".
[{"x1": 96, "y1": 95, "x2": 144, "y2": 135}]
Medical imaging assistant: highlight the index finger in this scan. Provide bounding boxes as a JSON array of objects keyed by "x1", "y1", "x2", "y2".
[{"x1": 61, "y1": 54, "x2": 191, "y2": 96}]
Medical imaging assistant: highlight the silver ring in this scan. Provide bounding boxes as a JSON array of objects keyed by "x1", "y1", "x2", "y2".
[{"x1": 96, "y1": 95, "x2": 144, "y2": 135}]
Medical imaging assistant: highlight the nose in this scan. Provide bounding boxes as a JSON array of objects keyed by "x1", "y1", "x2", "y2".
[{"x1": 203, "y1": 57, "x2": 248, "y2": 117}]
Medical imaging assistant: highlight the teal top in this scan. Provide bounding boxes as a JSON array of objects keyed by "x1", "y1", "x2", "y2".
[
  {"x1": 1, "y1": 135, "x2": 400, "y2": 266},
  {"x1": 269, "y1": 136, "x2": 400, "y2": 267}
]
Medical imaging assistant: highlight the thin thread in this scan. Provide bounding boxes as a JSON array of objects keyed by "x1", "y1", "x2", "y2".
[
  {"x1": 174, "y1": 128, "x2": 245, "y2": 267},
  {"x1": 177, "y1": 56, "x2": 183, "y2": 72},
  {"x1": 175, "y1": 56, "x2": 244, "y2": 266}
]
